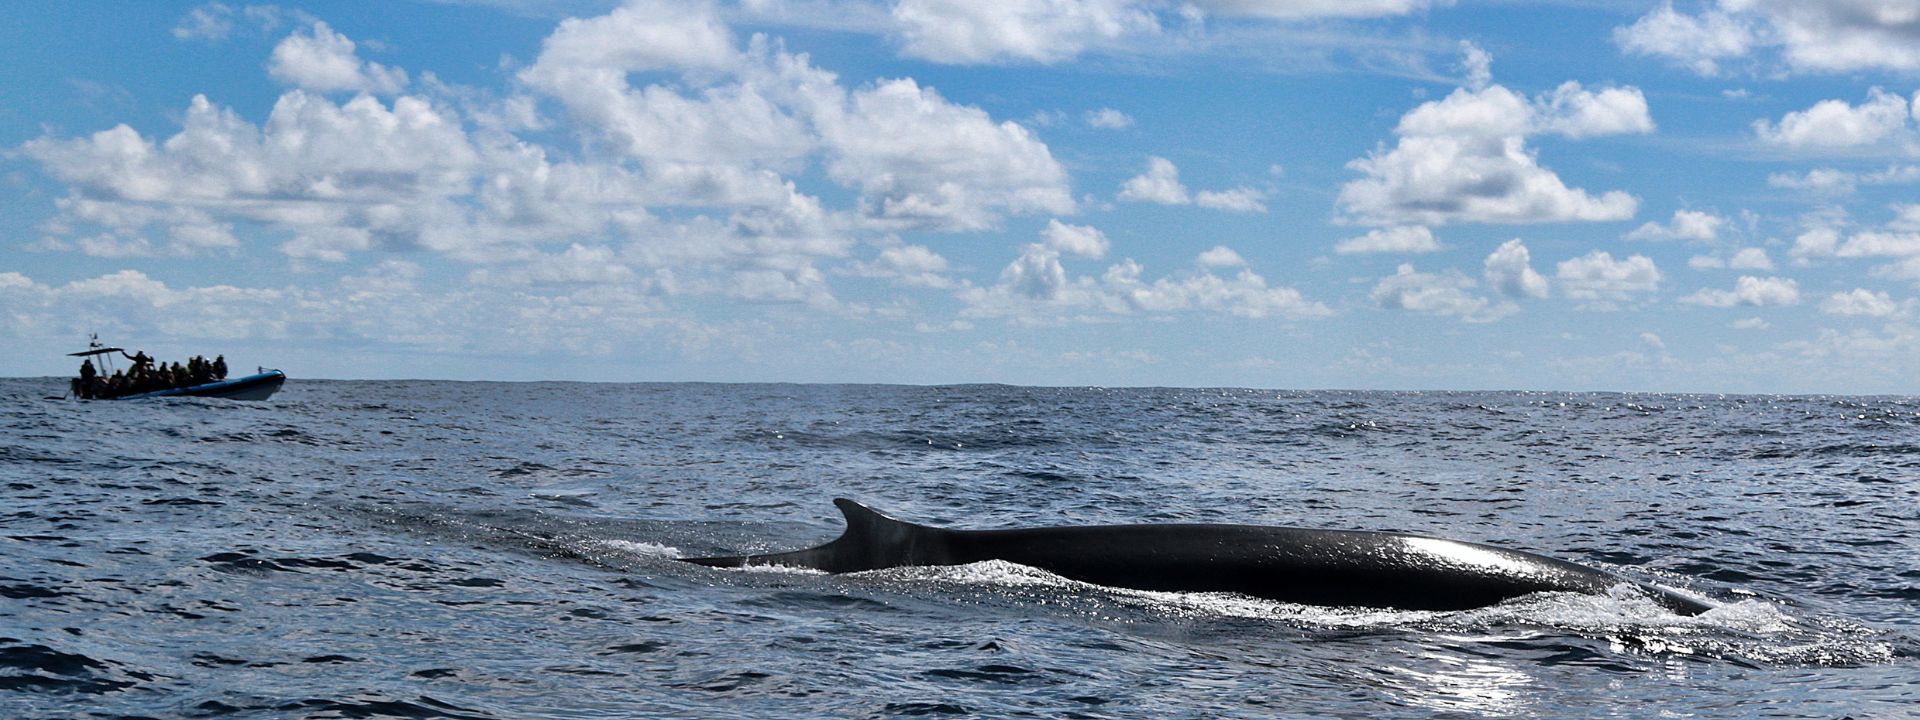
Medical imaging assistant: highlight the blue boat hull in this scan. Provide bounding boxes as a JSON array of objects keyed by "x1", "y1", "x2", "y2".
[{"x1": 118, "y1": 370, "x2": 286, "y2": 401}]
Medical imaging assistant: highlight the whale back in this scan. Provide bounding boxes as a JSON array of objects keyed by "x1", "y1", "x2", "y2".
[
  {"x1": 682, "y1": 498, "x2": 951, "y2": 573},
  {"x1": 681, "y1": 499, "x2": 1714, "y2": 615}
]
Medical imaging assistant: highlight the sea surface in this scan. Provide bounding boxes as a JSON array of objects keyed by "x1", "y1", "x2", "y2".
[{"x1": 1, "y1": 379, "x2": 1915, "y2": 719}]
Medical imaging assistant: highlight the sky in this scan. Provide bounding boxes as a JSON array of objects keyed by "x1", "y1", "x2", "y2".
[{"x1": 5, "y1": 1, "x2": 1920, "y2": 393}]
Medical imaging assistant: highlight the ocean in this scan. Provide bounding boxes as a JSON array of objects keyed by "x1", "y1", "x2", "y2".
[{"x1": 1, "y1": 379, "x2": 1914, "y2": 718}]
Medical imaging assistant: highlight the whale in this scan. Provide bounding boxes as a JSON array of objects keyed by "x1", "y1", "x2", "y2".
[{"x1": 683, "y1": 499, "x2": 1713, "y2": 616}]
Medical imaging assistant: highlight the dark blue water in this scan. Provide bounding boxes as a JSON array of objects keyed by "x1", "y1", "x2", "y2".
[{"x1": 2, "y1": 380, "x2": 1914, "y2": 718}]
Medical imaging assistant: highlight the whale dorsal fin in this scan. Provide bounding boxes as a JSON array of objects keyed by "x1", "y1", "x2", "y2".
[
  {"x1": 682, "y1": 498, "x2": 948, "y2": 573},
  {"x1": 833, "y1": 497, "x2": 900, "y2": 539}
]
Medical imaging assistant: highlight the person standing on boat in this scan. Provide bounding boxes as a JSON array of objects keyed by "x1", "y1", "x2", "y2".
[
  {"x1": 213, "y1": 355, "x2": 227, "y2": 380},
  {"x1": 122, "y1": 349, "x2": 153, "y2": 370},
  {"x1": 77, "y1": 359, "x2": 97, "y2": 399}
]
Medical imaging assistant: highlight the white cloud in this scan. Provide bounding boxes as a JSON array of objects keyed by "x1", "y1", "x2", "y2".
[
  {"x1": 521, "y1": 0, "x2": 739, "y2": 79},
  {"x1": 960, "y1": 230, "x2": 1327, "y2": 322},
  {"x1": 174, "y1": 3, "x2": 237, "y2": 41},
  {"x1": 1192, "y1": 0, "x2": 1444, "y2": 20},
  {"x1": 1533, "y1": 82, "x2": 1656, "y2": 139},
  {"x1": 174, "y1": 3, "x2": 307, "y2": 42},
  {"x1": 1613, "y1": 3, "x2": 1756, "y2": 76},
  {"x1": 1086, "y1": 107, "x2": 1134, "y2": 129},
  {"x1": 1616, "y1": 1, "x2": 1920, "y2": 75},
  {"x1": 820, "y1": 77, "x2": 1074, "y2": 230},
  {"x1": 1369, "y1": 263, "x2": 1514, "y2": 323},
  {"x1": 1555, "y1": 251, "x2": 1661, "y2": 304},
  {"x1": 1196, "y1": 245, "x2": 1246, "y2": 268},
  {"x1": 1767, "y1": 165, "x2": 1920, "y2": 195},
  {"x1": 1040, "y1": 219, "x2": 1109, "y2": 259},
  {"x1": 468, "y1": 244, "x2": 635, "y2": 286},
  {"x1": 1626, "y1": 209, "x2": 1727, "y2": 242},
  {"x1": 882, "y1": 0, "x2": 1442, "y2": 65},
  {"x1": 1483, "y1": 239, "x2": 1548, "y2": 299},
  {"x1": 1820, "y1": 288, "x2": 1904, "y2": 317},
  {"x1": 1338, "y1": 69, "x2": 1646, "y2": 226},
  {"x1": 1754, "y1": 88, "x2": 1918, "y2": 152},
  {"x1": 1729, "y1": 247, "x2": 1775, "y2": 270},
  {"x1": 1732, "y1": 316, "x2": 1770, "y2": 330},
  {"x1": 1117, "y1": 156, "x2": 1264, "y2": 212},
  {"x1": 844, "y1": 241, "x2": 958, "y2": 288},
  {"x1": 1891, "y1": 203, "x2": 1920, "y2": 231},
  {"x1": 1794, "y1": 227, "x2": 1920, "y2": 260},
  {"x1": 1680, "y1": 275, "x2": 1801, "y2": 307},
  {"x1": 1193, "y1": 186, "x2": 1267, "y2": 213},
  {"x1": 890, "y1": 0, "x2": 1159, "y2": 64},
  {"x1": 268, "y1": 21, "x2": 408, "y2": 95},
  {"x1": 1334, "y1": 225, "x2": 1441, "y2": 255},
  {"x1": 1105, "y1": 259, "x2": 1330, "y2": 319},
  {"x1": 1117, "y1": 156, "x2": 1189, "y2": 205},
  {"x1": 22, "y1": 91, "x2": 483, "y2": 259},
  {"x1": 516, "y1": 2, "x2": 1073, "y2": 232},
  {"x1": 32, "y1": 4, "x2": 1019, "y2": 303},
  {"x1": 1459, "y1": 40, "x2": 1491, "y2": 89},
  {"x1": 1691, "y1": 248, "x2": 1774, "y2": 270}
]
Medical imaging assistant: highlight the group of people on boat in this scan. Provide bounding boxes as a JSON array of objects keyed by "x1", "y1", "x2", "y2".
[{"x1": 72, "y1": 350, "x2": 227, "y2": 400}]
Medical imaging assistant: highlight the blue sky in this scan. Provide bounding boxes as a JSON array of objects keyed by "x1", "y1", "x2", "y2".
[{"x1": 6, "y1": 1, "x2": 1920, "y2": 392}]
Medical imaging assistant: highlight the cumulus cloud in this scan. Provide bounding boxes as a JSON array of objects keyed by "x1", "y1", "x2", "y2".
[
  {"x1": 1193, "y1": 0, "x2": 1443, "y2": 20},
  {"x1": 1626, "y1": 209, "x2": 1727, "y2": 242},
  {"x1": 22, "y1": 91, "x2": 484, "y2": 260},
  {"x1": 268, "y1": 21, "x2": 408, "y2": 95},
  {"x1": 820, "y1": 77, "x2": 1075, "y2": 230},
  {"x1": 28, "y1": 0, "x2": 1074, "y2": 272},
  {"x1": 1691, "y1": 248, "x2": 1775, "y2": 271},
  {"x1": 23, "y1": 0, "x2": 1090, "y2": 321},
  {"x1": 960, "y1": 228, "x2": 1327, "y2": 321},
  {"x1": 1555, "y1": 251, "x2": 1661, "y2": 305},
  {"x1": 1483, "y1": 239, "x2": 1548, "y2": 299},
  {"x1": 1613, "y1": 3, "x2": 1756, "y2": 76},
  {"x1": 1533, "y1": 82, "x2": 1658, "y2": 139},
  {"x1": 522, "y1": 0, "x2": 739, "y2": 79},
  {"x1": 1680, "y1": 275, "x2": 1801, "y2": 307},
  {"x1": 1333, "y1": 225, "x2": 1441, "y2": 255},
  {"x1": 173, "y1": 3, "x2": 238, "y2": 41},
  {"x1": 1085, "y1": 107, "x2": 1134, "y2": 129},
  {"x1": 1790, "y1": 213, "x2": 1920, "y2": 285},
  {"x1": 1117, "y1": 156, "x2": 1189, "y2": 205},
  {"x1": 883, "y1": 0, "x2": 1442, "y2": 65},
  {"x1": 1792, "y1": 226, "x2": 1920, "y2": 260},
  {"x1": 890, "y1": 0, "x2": 1159, "y2": 64},
  {"x1": 1753, "y1": 88, "x2": 1920, "y2": 153},
  {"x1": 516, "y1": 2, "x2": 1073, "y2": 232},
  {"x1": 1820, "y1": 288, "x2": 1905, "y2": 317},
  {"x1": 468, "y1": 244, "x2": 635, "y2": 286},
  {"x1": 1369, "y1": 264, "x2": 1514, "y2": 323},
  {"x1": 1196, "y1": 245, "x2": 1246, "y2": 267},
  {"x1": 1116, "y1": 156, "x2": 1266, "y2": 213},
  {"x1": 844, "y1": 241, "x2": 958, "y2": 288},
  {"x1": 174, "y1": 3, "x2": 307, "y2": 42},
  {"x1": 1767, "y1": 164, "x2": 1920, "y2": 194},
  {"x1": 1337, "y1": 56, "x2": 1648, "y2": 226},
  {"x1": 1459, "y1": 40, "x2": 1492, "y2": 89},
  {"x1": 1194, "y1": 187, "x2": 1267, "y2": 213},
  {"x1": 1041, "y1": 219, "x2": 1110, "y2": 259},
  {"x1": 1618, "y1": 0, "x2": 1920, "y2": 75}
]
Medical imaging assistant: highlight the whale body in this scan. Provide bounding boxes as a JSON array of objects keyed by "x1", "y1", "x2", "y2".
[{"x1": 683, "y1": 499, "x2": 1713, "y2": 616}]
